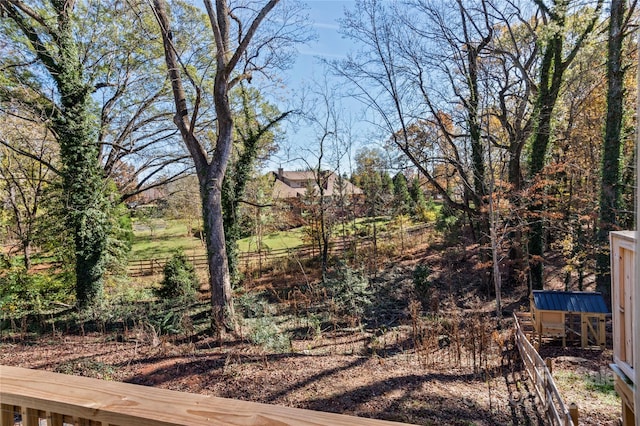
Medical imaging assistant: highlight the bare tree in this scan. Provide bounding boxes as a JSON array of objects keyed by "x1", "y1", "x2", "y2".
[
  {"x1": 0, "y1": 115, "x2": 57, "y2": 270},
  {"x1": 298, "y1": 83, "x2": 350, "y2": 279},
  {"x1": 484, "y1": 0, "x2": 540, "y2": 191},
  {"x1": 89, "y1": 1, "x2": 201, "y2": 201},
  {"x1": 333, "y1": 0, "x2": 496, "y2": 242},
  {"x1": 151, "y1": 0, "x2": 308, "y2": 335}
]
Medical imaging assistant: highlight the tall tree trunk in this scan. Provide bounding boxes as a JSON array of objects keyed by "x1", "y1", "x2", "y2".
[
  {"x1": 57, "y1": 28, "x2": 110, "y2": 307},
  {"x1": 59, "y1": 92, "x2": 109, "y2": 309},
  {"x1": 508, "y1": 145, "x2": 523, "y2": 192},
  {"x1": 22, "y1": 242, "x2": 31, "y2": 271},
  {"x1": 321, "y1": 203, "x2": 330, "y2": 281},
  {"x1": 1, "y1": 1, "x2": 110, "y2": 308},
  {"x1": 526, "y1": 0, "x2": 603, "y2": 290},
  {"x1": 596, "y1": 0, "x2": 626, "y2": 305},
  {"x1": 205, "y1": 67, "x2": 238, "y2": 333},
  {"x1": 153, "y1": 0, "x2": 235, "y2": 335},
  {"x1": 222, "y1": 176, "x2": 241, "y2": 285},
  {"x1": 468, "y1": 51, "x2": 490, "y2": 245},
  {"x1": 222, "y1": 86, "x2": 290, "y2": 285},
  {"x1": 154, "y1": 0, "x2": 286, "y2": 334},
  {"x1": 528, "y1": 36, "x2": 563, "y2": 290},
  {"x1": 201, "y1": 171, "x2": 235, "y2": 333},
  {"x1": 458, "y1": 0, "x2": 492, "y2": 244}
]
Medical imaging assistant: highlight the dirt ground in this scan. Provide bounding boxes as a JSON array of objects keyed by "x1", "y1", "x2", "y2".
[{"x1": 0, "y1": 324, "x2": 620, "y2": 426}]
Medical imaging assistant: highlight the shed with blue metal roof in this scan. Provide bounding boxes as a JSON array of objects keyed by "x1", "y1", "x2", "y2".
[{"x1": 530, "y1": 290, "x2": 608, "y2": 348}]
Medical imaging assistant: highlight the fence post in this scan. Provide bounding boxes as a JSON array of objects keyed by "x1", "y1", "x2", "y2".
[
  {"x1": 545, "y1": 358, "x2": 553, "y2": 375},
  {"x1": 569, "y1": 402, "x2": 579, "y2": 425}
]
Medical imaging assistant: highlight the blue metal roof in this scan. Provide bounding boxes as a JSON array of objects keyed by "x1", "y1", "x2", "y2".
[{"x1": 532, "y1": 290, "x2": 609, "y2": 314}]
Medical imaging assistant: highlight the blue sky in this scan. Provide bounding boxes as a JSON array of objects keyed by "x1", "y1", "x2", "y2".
[
  {"x1": 286, "y1": 1, "x2": 354, "y2": 87},
  {"x1": 269, "y1": 0, "x2": 369, "y2": 173},
  {"x1": 192, "y1": 0, "x2": 365, "y2": 172}
]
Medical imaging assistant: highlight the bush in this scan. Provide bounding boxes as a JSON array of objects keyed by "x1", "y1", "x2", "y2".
[
  {"x1": 324, "y1": 263, "x2": 372, "y2": 325},
  {"x1": 435, "y1": 203, "x2": 460, "y2": 235},
  {"x1": 413, "y1": 264, "x2": 432, "y2": 300},
  {"x1": 415, "y1": 205, "x2": 438, "y2": 222},
  {"x1": 154, "y1": 251, "x2": 199, "y2": 302},
  {"x1": 235, "y1": 291, "x2": 272, "y2": 318},
  {"x1": 0, "y1": 264, "x2": 72, "y2": 316},
  {"x1": 148, "y1": 309, "x2": 184, "y2": 336},
  {"x1": 249, "y1": 316, "x2": 290, "y2": 353},
  {"x1": 54, "y1": 358, "x2": 115, "y2": 380},
  {"x1": 104, "y1": 201, "x2": 135, "y2": 276}
]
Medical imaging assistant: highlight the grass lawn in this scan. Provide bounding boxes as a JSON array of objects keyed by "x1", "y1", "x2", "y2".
[
  {"x1": 130, "y1": 215, "x2": 432, "y2": 261},
  {"x1": 131, "y1": 219, "x2": 308, "y2": 260},
  {"x1": 131, "y1": 219, "x2": 205, "y2": 260},
  {"x1": 237, "y1": 228, "x2": 306, "y2": 252}
]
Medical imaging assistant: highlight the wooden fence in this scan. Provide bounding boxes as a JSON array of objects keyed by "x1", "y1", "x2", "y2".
[
  {"x1": 0, "y1": 365, "x2": 407, "y2": 426},
  {"x1": 128, "y1": 246, "x2": 319, "y2": 277},
  {"x1": 128, "y1": 223, "x2": 431, "y2": 277},
  {"x1": 512, "y1": 313, "x2": 577, "y2": 426}
]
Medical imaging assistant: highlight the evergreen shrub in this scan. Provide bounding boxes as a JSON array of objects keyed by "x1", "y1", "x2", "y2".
[
  {"x1": 324, "y1": 263, "x2": 372, "y2": 324},
  {"x1": 154, "y1": 251, "x2": 199, "y2": 302},
  {"x1": 413, "y1": 264, "x2": 432, "y2": 300}
]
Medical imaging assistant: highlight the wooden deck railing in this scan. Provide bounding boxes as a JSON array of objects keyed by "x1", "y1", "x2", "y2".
[
  {"x1": 0, "y1": 365, "x2": 408, "y2": 426},
  {"x1": 512, "y1": 313, "x2": 576, "y2": 426}
]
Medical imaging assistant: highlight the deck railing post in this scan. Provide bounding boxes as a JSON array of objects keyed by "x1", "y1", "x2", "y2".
[
  {"x1": 1, "y1": 404, "x2": 14, "y2": 426},
  {"x1": 21, "y1": 407, "x2": 39, "y2": 426},
  {"x1": 48, "y1": 412, "x2": 64, "y2": 426}
]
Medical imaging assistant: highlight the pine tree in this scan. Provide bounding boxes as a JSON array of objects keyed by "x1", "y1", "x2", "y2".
[
  {"x1": 392, "y1": 172, "x2": 413, "y2": 216},
  {"x1": 410, "y1": 177, "x2": 428, "y2": 219}
]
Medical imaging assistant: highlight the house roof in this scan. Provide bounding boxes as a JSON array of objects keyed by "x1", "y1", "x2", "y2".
[
  {"x1": 271, "y1": 170, "x2": 362, "y2": 199},
  {"x1": 532, "y1": 290, "x2": 609, "y2": 314},
  {"x1": 272, "y1": 178, "x2": 306, "y2": 198},
  {"x1": 278, "y1": 170, "x2": 317, "y2": 181}
]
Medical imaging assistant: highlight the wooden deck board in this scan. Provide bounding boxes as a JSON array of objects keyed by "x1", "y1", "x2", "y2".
[{"x1": 0, "y1": 365, "x2": 408, "y2": 426}]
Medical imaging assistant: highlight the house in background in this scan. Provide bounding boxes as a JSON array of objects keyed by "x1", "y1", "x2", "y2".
[
  {"x1": 269, "y1": 169, "x2": 363, "y2": 228},
  {"x1": 270, "y1": 168, "x2": 362, "y2": 200},
  {"x1": 125, "y1": 186, "x2": 168, "y2": 210}
]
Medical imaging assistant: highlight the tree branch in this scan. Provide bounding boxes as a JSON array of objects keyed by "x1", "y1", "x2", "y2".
[{"x1": 0, "y1": 136, "x2": 61, "y2": 176}]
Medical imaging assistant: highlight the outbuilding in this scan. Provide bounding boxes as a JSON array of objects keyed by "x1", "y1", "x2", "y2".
[{"x1": 530, "y1": 290, "x2": 608, "y2": 348}]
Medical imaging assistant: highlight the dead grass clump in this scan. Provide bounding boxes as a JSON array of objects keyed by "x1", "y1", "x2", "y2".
[{"x1": 408, "y1": 300, "x2": 501, "y2": 373}]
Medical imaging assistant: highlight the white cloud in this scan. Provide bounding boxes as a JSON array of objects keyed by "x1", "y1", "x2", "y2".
[
  {"x1": 313, "y1": 22, "x2": 340, "y2": 31},
  {"x1": 297, "y1": 48, "x2": 345, "y2": 59}
]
